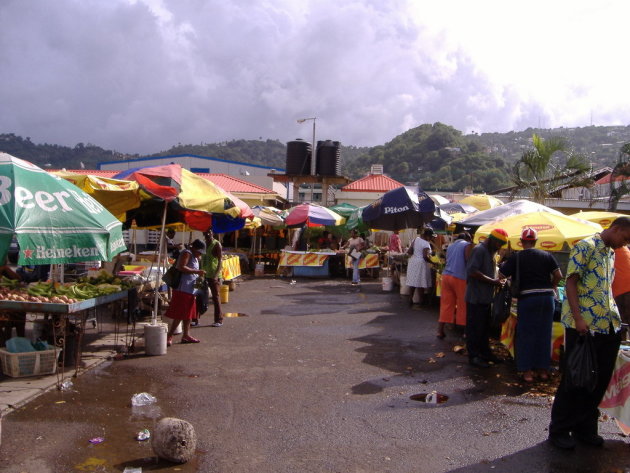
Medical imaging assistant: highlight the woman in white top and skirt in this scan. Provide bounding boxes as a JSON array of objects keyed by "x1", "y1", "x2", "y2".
[{"x1": 406, "y1": 228, "x2": 436, "y2": 307}]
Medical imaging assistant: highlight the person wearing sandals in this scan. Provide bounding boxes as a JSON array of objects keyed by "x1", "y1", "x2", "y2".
[
  {"x1": 437, "y1": 232, "x2": 473, "y2": 339},
  {"x1": 406, "y1": 227, "x2": 436, "y2": 307},
  {"x1": 499, "y1": 228, "x2": 562, "y2": 382},
  {"x1": 165, "y1": 239, "x2": 206, "y2": 346},
  {"x1": 202, "y1": 230, "x2": 224, "y2": 327}
]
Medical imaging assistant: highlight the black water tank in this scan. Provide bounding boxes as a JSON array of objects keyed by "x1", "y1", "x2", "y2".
[
  {"x1": 316, "y1": 140, "x2": 341, "y2": 176},
  {"x1": 285, "y1": 139, "x2": 312, "y2": 175}
]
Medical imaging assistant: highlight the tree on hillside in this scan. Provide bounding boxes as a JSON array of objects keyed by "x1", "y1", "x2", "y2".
[
  {"x1": 608, "y1": 142, "x2": 630, "y2": 211},
  {"x1": 510, "y1": 134, "x2": 591, "y2": 203}
]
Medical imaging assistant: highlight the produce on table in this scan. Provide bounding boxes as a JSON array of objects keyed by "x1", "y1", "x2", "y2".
[{"x1": 0, "y1": 270, "x2": 139, "y2": 304}]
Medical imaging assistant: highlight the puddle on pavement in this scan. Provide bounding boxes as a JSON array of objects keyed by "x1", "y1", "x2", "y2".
[
  {"x1": 410, "y1": 392, "x2": 449, "y2": 404},
  {"x1": 223, "y1": 312, "x2": 249, "y2": 317},
  {"x1": 2, "y1": 364, "x2": 200, "y2": 473}
]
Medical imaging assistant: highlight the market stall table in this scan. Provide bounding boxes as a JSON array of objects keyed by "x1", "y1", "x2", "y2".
[
  {"x1": 343, "y1": 252, "x2": 380, "y2": 270},
  {"x1": 222, "y1": 255, "x2": 241, "y2": 281},
  {"x1": 278, "y1": 250, "x2": 335, "y2": 277},
  {"x1": 0, "y1": 291, "x2": 128, "y2": 381}
]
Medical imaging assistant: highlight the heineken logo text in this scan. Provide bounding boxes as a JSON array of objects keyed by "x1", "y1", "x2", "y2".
[
  {"x1": 36, "y1": 245, "x2": 101, "y2": 259},
  {"x1": 383, "y1": 205, "x2": 409, "y2": 214}
]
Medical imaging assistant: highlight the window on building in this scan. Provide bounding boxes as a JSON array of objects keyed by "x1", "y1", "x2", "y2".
[{"x1": 191, "y1": 167, "x2": 210, "y2": 173}]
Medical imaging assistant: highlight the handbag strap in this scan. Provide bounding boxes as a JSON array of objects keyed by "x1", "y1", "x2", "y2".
[{"x1": 515, "y1": 251, "x2": 519, "y2": 285}]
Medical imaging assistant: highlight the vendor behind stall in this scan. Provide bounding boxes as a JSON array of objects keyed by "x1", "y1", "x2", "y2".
[
  {"x1": 16, "y1": 264, "x2": 50, "y2": 283},
  {"x1": 0, "y1": 264, "x2": 23, "y2": 346},
  {"x1": 165, "y1": 228, "x2": 182, "y2": 260}
]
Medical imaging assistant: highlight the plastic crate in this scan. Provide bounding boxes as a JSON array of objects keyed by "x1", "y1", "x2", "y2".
[{"x1": 0, "y1": 348, "x2": 59, "y2": 378}]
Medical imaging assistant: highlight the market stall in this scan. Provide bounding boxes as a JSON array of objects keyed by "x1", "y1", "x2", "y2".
[
  {"x1": 343, "y1": 252, "x2": 380, "y2": 270},
  {"x1": 0, "y1": 153, "x2": 132, "y2": 382},
  {"x1": 0, "y1": 289, "x2": 129, "y2": 378},
  {"x1": 278, "y1": 250, "x2": 336, "y2": 277},
  {"x1": 221, "y1": 255, "x2": 241, "y2": 281}
]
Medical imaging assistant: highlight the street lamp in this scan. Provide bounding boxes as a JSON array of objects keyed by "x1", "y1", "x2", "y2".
[{"x1": 297, "y1": 117, "x2": 317, "y2": 175}]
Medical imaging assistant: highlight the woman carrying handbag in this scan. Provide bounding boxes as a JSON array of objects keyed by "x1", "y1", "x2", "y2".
[{"x1": 499, "y1": 228, "x2": 562, "y2": 382}]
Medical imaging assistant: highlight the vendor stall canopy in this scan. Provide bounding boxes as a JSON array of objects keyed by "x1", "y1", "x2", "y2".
[
  {"x1": 570, "y1": 210, "x2": 627, "y2": 229},
  {"x1": 458, "y1": 194, "x2": 504, "y2": 211},
  {"x1": 457, "y1": 199, "x2": 564, "y2": 229},
  {"x1": 0, "y1": 153, "x2": 126, "y2": 265},
  {"x1": 114, "y1": 164, "x2": 249, "y2": 233},
  {"x1": 52, "y1": 170, "x2": 142, "y2": 221},
  {"x1": 362, "y1": 186, "x2": 435, "y2": 231},
  {"x1": 474, "y1": 211, "x2": 602, "y2": 250},
  {"x1": 284, "y1": 203, "x2": 344, "y2": 228}
]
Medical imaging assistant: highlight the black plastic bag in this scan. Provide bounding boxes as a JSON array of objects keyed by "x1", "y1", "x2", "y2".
[
  {"x1": 162, "y1": 265, "x2": 182, "y2": 289},
  {"x1": 492, "y1": 284, "x2": 512, "y2": 327},
  {"x1": 564, "y1": 333, "x2": 598, "y2": 392}
]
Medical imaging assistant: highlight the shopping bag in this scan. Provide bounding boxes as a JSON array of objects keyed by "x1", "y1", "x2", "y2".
[
  {"x1": 500, "y1": 312, "x2": 517, "y2": 358},
  {"x1": 162, "y1": 265, "x2": 182, "y2": 289},
  {"x1": 564, "y1": 333, "x2": 598, "y2": 392},
  {"x1": 492, "y1": 284, "x2": 512, "y2": 327},
  {"x1": 600, "y1": 349, "x2": 630, "y2": 427}
]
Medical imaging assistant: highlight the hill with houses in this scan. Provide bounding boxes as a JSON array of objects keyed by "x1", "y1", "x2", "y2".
[{"x1": 1, "y1": 123, "x2": 629, "y2": 194}]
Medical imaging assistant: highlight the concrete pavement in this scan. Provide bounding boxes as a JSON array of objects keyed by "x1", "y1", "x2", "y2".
[{"x1": 1, "y1": 275, "x2": 629, "y2": 473}]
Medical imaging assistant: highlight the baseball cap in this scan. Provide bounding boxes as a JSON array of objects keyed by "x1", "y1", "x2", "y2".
[
  {"x1": 521, "y1": 227, "x2": 538, "y2": 241},
  {"x1": 423, "y1": 228, "x2": 437, "y2": 238}
]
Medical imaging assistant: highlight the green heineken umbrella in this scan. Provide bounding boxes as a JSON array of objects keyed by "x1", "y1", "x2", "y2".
[{"x1": 0, "y1": 153, "x2": 126, "y2": 265}]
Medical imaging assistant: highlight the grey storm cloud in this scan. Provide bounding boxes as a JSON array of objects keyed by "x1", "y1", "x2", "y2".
[{"x1": 0, "y1": 0, "x2": 616, "y2": 154}]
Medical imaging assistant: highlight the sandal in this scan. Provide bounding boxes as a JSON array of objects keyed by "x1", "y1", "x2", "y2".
[
  {"x1": 181, "y1": 336, "x2": 200, "y2": 344},
  {"x1": 167, "y1": 336, "x2": 173, "y2": 347},
  {"x1": 436, "y1": 332, "x2": 446, "y2": 340}
]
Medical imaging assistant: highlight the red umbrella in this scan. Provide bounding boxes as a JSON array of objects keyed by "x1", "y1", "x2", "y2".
[{"x1": 284, "y1": 203, "x2": 344, "y2": 227}]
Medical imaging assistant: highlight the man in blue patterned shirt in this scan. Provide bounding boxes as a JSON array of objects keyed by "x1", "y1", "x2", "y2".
[{"x1": 549, "y1": 217, "x2": 630, "y2": 450}]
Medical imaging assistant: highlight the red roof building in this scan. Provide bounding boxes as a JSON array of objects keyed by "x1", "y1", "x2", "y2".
[
  {"x1": 341, "y1": 173, "x2": 404, "y2": 192},
  {"x1": 336, "y1": 165, "x2": 405, "y2": 207}
]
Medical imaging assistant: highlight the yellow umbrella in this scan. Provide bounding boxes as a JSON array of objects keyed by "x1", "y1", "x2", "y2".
[
  {"x1": 459, "y1": 194, "x2": 504, "y2": 211},
  {"x1": 446, "y1": 211, "x2": 472, "y2": 232},
  {"x1": 474, "y1": 211, "x2": 603, "y2": 251},
  {"x1": 570, "y1": 210, "x2": 627, "y2": 229},
  {"x1": 53, "y1": 170, "x2": 141, "y2": 220}
]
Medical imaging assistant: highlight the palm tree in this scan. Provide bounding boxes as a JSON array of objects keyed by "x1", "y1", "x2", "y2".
[{"x1": 511, "y1": 134, "x2": 591, "y2": 203}]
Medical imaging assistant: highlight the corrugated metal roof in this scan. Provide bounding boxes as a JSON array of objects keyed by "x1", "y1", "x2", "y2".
[
  {"x1": 197, "y1": 173, "x2": 275, "y2": 194},
  {"x1": 596, "y1": 172, "x2": 630, "y2": 185},
  {"x1": 342, "y1": 174, "x2": 404, "y2": 192}
]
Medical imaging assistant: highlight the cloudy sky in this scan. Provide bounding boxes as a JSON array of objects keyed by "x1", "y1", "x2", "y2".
[{"x1": 1, "y1": 0, "x2": 629, "y2": 154}]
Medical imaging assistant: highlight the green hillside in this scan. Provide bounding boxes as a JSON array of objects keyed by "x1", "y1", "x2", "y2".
[{"x1": 1, "y1": 122, "x2": 628, "y2": 193}]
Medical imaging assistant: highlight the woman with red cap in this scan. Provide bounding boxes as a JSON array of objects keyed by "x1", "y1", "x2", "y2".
[{"x1": 500, "y1": 227, "x2": 562, "y2": 382}]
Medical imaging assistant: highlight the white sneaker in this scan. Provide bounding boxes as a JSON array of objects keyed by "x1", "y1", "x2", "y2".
[{"x1": 210, "y1": 322, "x2": 223, "y2": 327}]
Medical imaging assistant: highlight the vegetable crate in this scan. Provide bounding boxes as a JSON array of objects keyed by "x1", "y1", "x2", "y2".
[{"x1": 0, "y1": 348, "x2": 59, "y2": 378}]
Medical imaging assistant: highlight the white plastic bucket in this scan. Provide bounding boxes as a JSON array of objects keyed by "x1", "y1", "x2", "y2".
[
  {"x1": 162, "y1": 316, "x2": 182, "y2": 334},
  {"x1": 400, "y1": 275, "x2": 411, "y2": 295},
  {"x1": 382, "y1": 276, "x2": 394, "y2": 291},
  {"x1": 144, "y1": 323, "x2": 168, "y2": 356}
]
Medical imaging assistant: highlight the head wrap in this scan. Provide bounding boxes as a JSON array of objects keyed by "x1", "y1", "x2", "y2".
[{"x1": 488, "y1": 228, "x2": 508, "y2": 246}]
